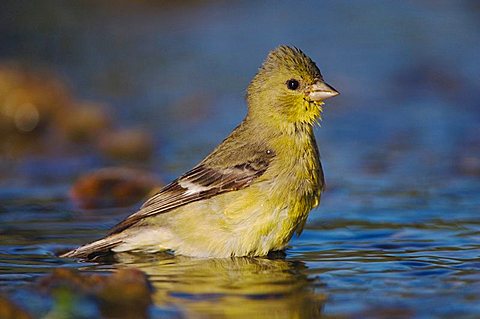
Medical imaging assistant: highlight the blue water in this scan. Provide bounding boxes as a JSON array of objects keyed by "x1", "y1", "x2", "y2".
[{"x1": 1, "y1": 1, "x2": 480, "y2": 318}]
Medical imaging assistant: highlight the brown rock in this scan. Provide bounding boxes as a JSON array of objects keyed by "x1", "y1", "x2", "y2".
[
  {"x1": 56, "y1": 101, "x2": 112, "y2": 143},
  {"x1": 70, "y1": 167, "x2": 161, "y2": 209},
  {"x1": 0, "y1": 295, "x2": 32, "y2": 319}
]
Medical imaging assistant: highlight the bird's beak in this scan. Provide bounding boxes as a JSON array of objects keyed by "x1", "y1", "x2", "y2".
[{"x1": 306, "y1": 80, "x2": 339, "y2": 101}]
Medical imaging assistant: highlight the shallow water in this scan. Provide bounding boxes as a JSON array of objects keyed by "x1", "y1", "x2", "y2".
[{"x1": 1, "y1": 1, "x2": 480, "y2": 318}]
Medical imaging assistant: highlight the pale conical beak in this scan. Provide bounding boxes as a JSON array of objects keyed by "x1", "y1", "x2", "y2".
[{"x1": 307, "y1": 81, "x2": 339, "y2": 101}]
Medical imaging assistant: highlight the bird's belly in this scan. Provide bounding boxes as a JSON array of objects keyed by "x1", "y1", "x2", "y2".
[
  {"x1": 171, "y1": 205, "x2": 309, "y2": 257},
  {"x1": 113, "y1": 179, "x2": 318, "y2": 258}
]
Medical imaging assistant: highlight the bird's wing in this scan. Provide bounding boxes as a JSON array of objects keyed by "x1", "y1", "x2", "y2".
[{"x1": 108, "y1": 157, "x2": 272, "y2": 235}]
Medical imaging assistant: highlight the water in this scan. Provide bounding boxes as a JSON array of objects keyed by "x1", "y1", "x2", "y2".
[{"x1": 1, "y1": 1, "x2": 480, "y2": 318}]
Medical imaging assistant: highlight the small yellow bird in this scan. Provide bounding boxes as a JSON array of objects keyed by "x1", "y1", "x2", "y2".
[{"x1": 62, "y1": 46, "x2": 338, "y2": 259}]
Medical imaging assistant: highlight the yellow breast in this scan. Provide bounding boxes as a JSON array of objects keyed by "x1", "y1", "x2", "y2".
[{"x1": 221, "y1": 124, "x2": 323, "y2": 255}]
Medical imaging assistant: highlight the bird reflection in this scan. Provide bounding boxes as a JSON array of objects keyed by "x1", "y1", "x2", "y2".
[{"x1": 112, "y1": 253, "x2": 326, "y2": 319}]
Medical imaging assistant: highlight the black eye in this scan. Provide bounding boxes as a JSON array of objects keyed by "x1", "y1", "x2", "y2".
[{"x1": 286, "y1": 79, "x2": 299, "y2": 90}]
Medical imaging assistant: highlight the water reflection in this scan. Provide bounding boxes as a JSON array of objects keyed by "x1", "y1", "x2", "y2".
[{"x1": 113, "y1": 254, "x2": 325, "y2": 318}]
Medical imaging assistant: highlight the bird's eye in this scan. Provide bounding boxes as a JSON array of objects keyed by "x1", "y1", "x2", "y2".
[{"x1": 286, "y1": 79, "x2": 299, "y2": 90}]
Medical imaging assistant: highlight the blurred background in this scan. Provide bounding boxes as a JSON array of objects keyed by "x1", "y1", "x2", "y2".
[{"x1": 1, "y1": 1, "x2": 480, "y2": 318}]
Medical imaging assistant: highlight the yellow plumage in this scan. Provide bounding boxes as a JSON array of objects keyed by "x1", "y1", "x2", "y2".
[{"x1": 62, "y1": 45, "x2": 338, "y2": 259}]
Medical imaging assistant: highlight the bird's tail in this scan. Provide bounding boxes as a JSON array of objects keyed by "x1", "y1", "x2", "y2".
[{"x1": 60, "y1": 235, "x2": 124, "y2": 259}]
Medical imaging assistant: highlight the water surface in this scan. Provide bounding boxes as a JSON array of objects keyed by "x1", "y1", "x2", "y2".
[{"x1": 1, "y1": 1, "x2": 480, "y2": 318}]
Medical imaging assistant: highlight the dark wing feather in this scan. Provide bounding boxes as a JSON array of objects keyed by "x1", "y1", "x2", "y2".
[{"x1": 108, "y1": 157, "x2": 272, "y2": 235}]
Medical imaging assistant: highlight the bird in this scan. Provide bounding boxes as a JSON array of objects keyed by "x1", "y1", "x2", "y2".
[{"x1": 61, "y1": 45, "x2": 339, "y2": 259}]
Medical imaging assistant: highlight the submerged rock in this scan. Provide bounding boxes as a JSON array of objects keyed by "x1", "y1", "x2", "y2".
[
  {"x1": 56, "y1": 101, "x2": 112, "y2": 143},
  {"x1": 0, "y1": 295, "x2": 33, "y2": 319},
  {"x1": 98, "y1": 128, "x2": 154, "y2": 162},
  {"x1": 38, "y1": 268, "x2": 153, "y2": 319},
  {"x1": 70, "y1": 167, "x2": 161, "y2": 209}
]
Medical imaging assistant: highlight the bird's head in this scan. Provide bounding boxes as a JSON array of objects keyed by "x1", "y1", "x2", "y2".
[{"x1": 247, "y1": 46, "x2": 338, "y2": 127}]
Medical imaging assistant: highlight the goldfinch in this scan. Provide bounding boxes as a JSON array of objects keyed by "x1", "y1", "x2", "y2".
[{"x1": 62, "y1": 45, "x2": 338, "y2": 259}]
